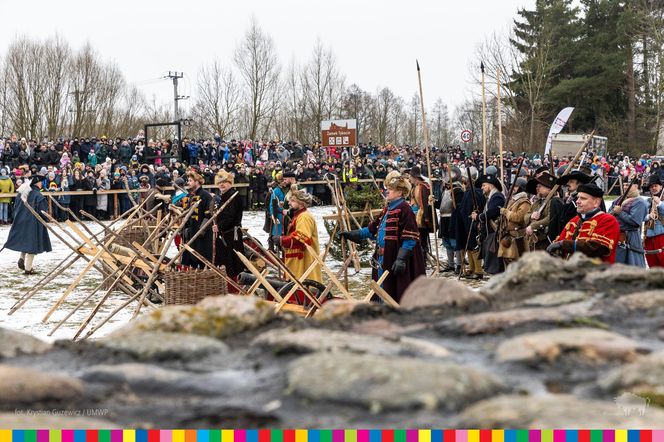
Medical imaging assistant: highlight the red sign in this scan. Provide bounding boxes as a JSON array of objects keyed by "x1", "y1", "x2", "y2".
[
  {"x1": 321, "y1": 119, "x2": 357, "y2": 147},
  {"x1": 461, "y1": 130, "x2": 473, "y2": 143}
]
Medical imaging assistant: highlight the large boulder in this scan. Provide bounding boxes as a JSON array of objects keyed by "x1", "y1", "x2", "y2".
[
  {"x1": 287, "y1": 352, "x2": 505, "y2": 412},
  {"x1": 98, "y1": 331, "x2": 229, "y2": 361},
  {"x1": 496, "y1": 327, "x2": 644, "y2": 364},
  {"x1": 0, "y1": 364, "x2": 83, "y2": 406},
  {"x1": 80, "y1": 363, "x2": 188, "y2": 388},
  {"x1": 438, "y1": 301, "x2": 595, "y2": 335},
  {"x1": 114, "y1": 295, "x2": 275, "y2": 339},
  {"x1": 524, "y1": 290, "x2": 592, "y2": 307},
  {"x1": 314, "y1": 299, "x2": 392, "y2": 321},
  {"x1": 252, "y1": 328, "x2": 449, "y2": 358},
  {"x1": 454, "y1": 394, "x2": 664, "y2": 428},
  {"x1": 0, "y1": 327, "x2": 52, "y2": 359},
  {"x1": 615, "y1": 291, "x2": 664, "y2": 311},
  {"x1": 599, "y1": 350, "x2": 664, "y2": 407},
  {"x1": 584, "y1": 266, "x2": 664, "y2": 294},
  {"x1": 480, "y1": 252, "x2": 597, "y2": 303},
  {"x1": 400, "y1": 276, "x2": 488, "y2": 310}
]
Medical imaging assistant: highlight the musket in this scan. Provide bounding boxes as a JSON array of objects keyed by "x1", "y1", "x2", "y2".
[
  {"x1": 416, "y1": 59, "x2": 441, "y2": 273},
  {"x1": 611, "y1": 173, "x2": 640, "y2": 213},
  {"x1": 646, "y1": 184, "x2": 664, "y2": 230},
  {"x1": 535, "y1": 130, "x2": 596, "y2": 217},
  {"x1": 458, "y1": 167, "x2": 480, "y2": 279},
  {"x1": 466, "y1": 167, "x2": 479, "y2": 213},
  {"x1": 496, "y1": 158, "x2": 525, "y2": 243}
]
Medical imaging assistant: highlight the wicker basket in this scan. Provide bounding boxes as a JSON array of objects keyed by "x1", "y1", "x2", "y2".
[
  {"x1": 105, "y1": 226, "x2": 150, "y2": 249},
  {"x1": 163, "y1": 267, "x2": 228, "y2": 305}
]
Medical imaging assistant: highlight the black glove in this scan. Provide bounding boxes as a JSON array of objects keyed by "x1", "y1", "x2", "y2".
[
  {"x1": 546, "y1": 241, "x2": 563, "y2": 255},
  {"x1": 391, "y1": 247, "x2": 412, "y2": 275},
  {"x1": 340, "y1": 229, "x2": 364, "y2": 244},
  {"x1": 181, "y1": 227, "x2": 191, "y2": 242},
  {"x1": 271, "y1": 235, "x2": 282, "y2": 247}
]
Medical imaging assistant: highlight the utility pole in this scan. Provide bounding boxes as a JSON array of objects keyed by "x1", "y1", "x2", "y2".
[
  {"x1": 68, "y1": 89, "x2": 87, "y2": 136},
  {"x1": 165, "y1": 71, "x2": 188, "y2": 122}
]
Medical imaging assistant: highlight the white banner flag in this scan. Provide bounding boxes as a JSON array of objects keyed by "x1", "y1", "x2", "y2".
[{"x1": 544, "y1": 107, "x2": 575, "y2": 155}]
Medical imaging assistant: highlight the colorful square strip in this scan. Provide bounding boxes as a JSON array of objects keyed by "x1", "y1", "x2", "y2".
[
  {"x1": 0, "y1": 430, "x2": 664, "y2": 442},
  {"x1": 1, "y1": 431, "x2": 664, "y2": 442}
]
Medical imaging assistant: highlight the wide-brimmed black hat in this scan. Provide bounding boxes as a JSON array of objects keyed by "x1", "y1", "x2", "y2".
[
  {"x1": 644, "y1": 174, "x2": 662, "y2": 192},
  {"x1": 282, "y1": 171, "x2": 296, "y2": 178},
  {"x1": 578, "y1": 183, "x2": 604, "y2": 198},
  {"x1": 476, "y1": 173, "x2": 502, "y2": 192},
  {"x1": 526, "y1": 172, "x2": 556, "y2": 194},
  {"x1": 534, "y1": 165, "x2": 549, "y2": 175},
  {"x1": 155, "y1": 177, "x2": 171, "y2": 188},
  {"x1": 557, "y1": 170, "x2": 592, "y2": 186},
  {"x1": 408, "y1": 166, "x2": 424, "y2": 179}
]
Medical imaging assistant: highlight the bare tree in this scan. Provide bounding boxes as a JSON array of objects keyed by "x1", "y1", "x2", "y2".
[
  {"x1": 280, "y1": 59, "x2": 306, "y2": 142},
  {"x1": 234, "y1": 18, "x2": 282, "y2": 140},
  {"x1": 42, "y1": 35, "x2": 71, "y2": 138},
  {"x1": 471, "y1": 32, "x2": 530, "y2": 151},
  {"x1": 300, "y1": 39, "x2": 345, "y2": 142},
  {"x1": 341, "y1": 84, "x2": 372, "y2": 143},
  {"x1": 430, "y1": 98, "x2": 452, "y2": 147},
  {"x1": 193, "y1": 60, "x2": 241, "y2": 139},
  {"x1": 68, "y1": 43, "x2": 102, "y2": 136},
  {"x1": 3, "y1": 37, "x2": 48, "y2": 138}
]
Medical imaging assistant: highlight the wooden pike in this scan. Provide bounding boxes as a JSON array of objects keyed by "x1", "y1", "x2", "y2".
[
  {"x1": 535, "y1": 130, "x2": 596, "y2": 217},
  {"x1": 9, "y1": 252, "x2": 81, "y2": 314},
  {"x1": 481, "y1": 61, "x2": 487, "y2": 172},
  {"x1": 41, "y1": 207, "x2": 162, "y2": 323},
  {"x1": 362, "y1": 270, "x2": 391, "y2": 303},
  {"x1": 266, "y1": 250, "x2": 322, "y2": 308},
  {"x1": 72, "y1": 255, "x2": 145, "y2": 341},
  {"x1": 54, "y1": 214, "x2": 178, "y2": 338},
  {"x1": 234, "y1": 251, "x2": 284, "y2": 302},
  {"x1": 497, "y1": 67, "x2": 505, "y2": 181},
  {"x1": 416, "y1": 59, "x2": 441, "y2": 275},
  {"x1": 42, "y1": 200, "x2": 161, "y2": 314},
  {"x1": 245, "y1": 268, "x2": 269, "y2": 297},
  {"x1": 303, "y1": 253, "x2": 355, "y2": 318},
  {"x1": 50, "y1": 262, "x2": 127, "y2": 338},
  {"x1": 8, "y1": 199, "x2": 144, "y2": 314},
  {"x1": 274, "y1": 258, "x2": 322, "y2": 312},
  {"x1": 325, "y1": 176, "x2": 362, "y2": 276},
  {"x1": 369, "y1": 280, "x2": 400, "y2": 308},
  {"x1": 17, "y1": 202, "x2": 137, "y2": 322},
  {"x1": 133, "y1": 191, "x2": 239, "y2": 317},
  {"x1": 304, "y1": 243, "x2": 353, "y2": 300},
  {"x1": 239, "y1": 229, "x2": 322, "y2": 308}
]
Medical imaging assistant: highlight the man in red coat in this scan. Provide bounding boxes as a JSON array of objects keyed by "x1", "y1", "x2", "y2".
[{"x1": 546, "y1": 183, "x2": 620, "y2": 263}]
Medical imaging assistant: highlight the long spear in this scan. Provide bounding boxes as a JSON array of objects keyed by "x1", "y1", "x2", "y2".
[
  {"x1": 497, "y1": 67, "x2": 505, "y2": 181},
  {"x1": 416, "y1": 59, "x2": 441, "y2": 275},
  {"x1": 481, "y1": 61, "x2": 487, "y2": 172}
]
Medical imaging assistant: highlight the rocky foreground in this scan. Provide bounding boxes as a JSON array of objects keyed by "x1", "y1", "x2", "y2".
[{"x1": 2, "y1": 251, "x2": 664, "y2": 428}]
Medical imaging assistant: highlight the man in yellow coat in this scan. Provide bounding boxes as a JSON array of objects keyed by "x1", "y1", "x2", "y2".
[{"x1": 271, "y1": 189, "x2": 323, "y2": 296}]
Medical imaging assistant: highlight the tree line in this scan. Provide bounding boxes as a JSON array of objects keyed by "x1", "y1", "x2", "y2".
[
  {"x1": 4, "y1": 3, "x2": 661, "y2": 156},
  {"x1": 462, "y1": 0, "x2": 664, "y2": 156},
  {"x1": 0, "y1": 19, "x2": 454, "y2": 149}
]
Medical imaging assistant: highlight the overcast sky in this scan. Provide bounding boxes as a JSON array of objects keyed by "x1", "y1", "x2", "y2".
[{"x1": 0, "y1": 0, "x2": 533, "y2": 115}]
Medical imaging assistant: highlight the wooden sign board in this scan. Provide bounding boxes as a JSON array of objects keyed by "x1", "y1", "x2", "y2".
[{"x1": 321, "y1": 119, "x2": 357, "y2": 147}]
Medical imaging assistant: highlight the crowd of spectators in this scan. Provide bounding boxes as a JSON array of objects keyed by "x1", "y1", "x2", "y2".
[{"x1": 0, "y1": 132, "x2": 661, "y2": 225}]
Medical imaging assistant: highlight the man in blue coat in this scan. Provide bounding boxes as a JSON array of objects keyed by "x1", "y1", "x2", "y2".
[
  {"x1": 3, "y1": 175, "x2": 52, "y2": 275},
  {"x1": 610, "y1": 179, "x2": 647, "y2": 267}
]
